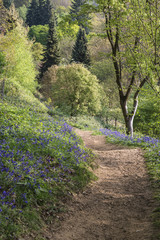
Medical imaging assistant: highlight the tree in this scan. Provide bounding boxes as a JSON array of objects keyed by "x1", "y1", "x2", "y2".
[
  {"x1": 134, "y1": 86, "x2": 160, "y2": 137},
  {"x1": 26, "y1": 0, "x2": 39, "y2": 26},
  {"x1": 70, "y1": 0, "x2": 90, "y2": 33},
  {"x1": 40, "y1": 9, "x2": 60, "y2": 78},
  {"x1": 0, "y1": 0, "x2": 8, "y2": 32},
  {"x1": 26, "y1": 0, "x2": 53, "y2": 26},
  {"x1": 13, "y1": 0, "x2": 30, "y2": 8},
  {"x1": 37, "y1": 0, "x2": 46, "y2": 25},
  {"x1": 71, "y1": 27, "x2": 90, "y2": 66},
  {"x1": 90, "y1": 59, "x2": 118, "y2": 107},
  {"x1": 41, "y1": 64, "x2": 104, "y2": 116},
  {"x1": 0, "y1": 0, "x2": 16, "y2": 33},
  {"x1": 43, "y1": 0, "x2": 52, "y2": 25},
  {"x1": 28, "y1": 24, "x2": 49, "y2": 45},
  {"x1": 17, "y1": 4, "x2": 28, "y2": 21},
  {"x1": 0, "y1": 24, "x2": 37, "y2": 93},
  {"x1": 84, "y1": 0, "x2": 160, "y2": 137},
  {"x1": 37, "y1": 0, "x2": 52, "y2": 25},
  {"x1": 2, "y1": 0, "x2": 13, "y2": 9}
]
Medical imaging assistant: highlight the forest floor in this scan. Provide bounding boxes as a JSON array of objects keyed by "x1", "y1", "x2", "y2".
[{"x1": 48, "y1": 129, "x2": 159, "y2": 240}]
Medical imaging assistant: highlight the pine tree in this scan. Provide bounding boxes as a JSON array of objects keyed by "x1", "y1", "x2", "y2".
[
  {"x1": 71, "y1": 27, "x2": 90, "y2": 66},
  {"x1": 26, "y1": 0, "x2": 52, "y2": 26},
  {"x1": 2, "y1": 0, "x2": 13, "y2": 9},
  {"x1": 43, "y1": 0, "x2": 52, "y2": 24},
  {"x1": 37, "y1": 0, "x2": 46, "y2": 25},
  {"x1": 26, "y1": 0, "x2": 38, "y2": 27},
  {"x1": 40, "y1": 9, "x2": 60, "y2": 77},
  {"x1": 70, "y1": 0, "x2": 84, "y2": 20},
  {"x1": 70, "y1": 0, "x2": 89, "y2": 33}
]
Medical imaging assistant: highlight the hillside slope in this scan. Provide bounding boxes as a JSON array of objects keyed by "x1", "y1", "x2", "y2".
[
  {"x1": 52, "y1": 129, "x2": 159, "y2": 240},
  {"x1": 0, "y1": 95, "x2": 95, "y2": 239}
]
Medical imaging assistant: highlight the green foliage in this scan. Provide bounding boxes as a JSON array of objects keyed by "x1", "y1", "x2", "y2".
[
  {"x1": 70, "y1": 0, "x2": 85, "y2": 20},
  {"x1": 2, "y1": 0, "x2": 13, "y2": 9},
  {"x1": 90, "y1": 59, "x2": 115, "y2": 83},
  {"x1": 28, "y1": 24, "x2": 49, "y2": 45},
  {"x1": 70, "y1": 0, "x2": 90, "y2": 33},
  {"x1": 134, "y1": 87, "x2": 160, "y2": 137},
  {"x1": 26, "y1": 0, "x2": 39, "y2": 26},
  {"x1": 13, "y1": 0, "x2": 30, "y2": 8},
  {"x1": 0, "y1": 51, "x2": 6, "y2": 75},
  {"x1": 40, "y1": 10, "x2": 60, "y2": 77},
  {"x1": 67, "y1": 115, "x2": 106, "y2": 130},
  {"x1": 0, "y1": 0, "x2": 15, "y2": 32},
  {"x1": 85, "y1": 0, "x2": 160, "y2": 136},
  {"x1": 0, "y1": 25, "x2": 37, "y2": 93},
  {"x1": 42, "y1": 64, "x2": 104, "y2": 116},
  {"x1": 90, "y1": 59, "x2": 119, "y2": 106},
  {"x1": 31, "y1": 42, "x2": 44, "y2": 63},
  {"x1": 0, "y1": 98, "x2": 95, "y2": 239},
  {"x1": 57, "y1": 16, "x2": 79, "y2": 39},
  {"x1": 1, "y1": 78, "x2": 47, "y2": 111},
  {"x1": 17, "y1": 4, "x2": 27, "y2": 21},
  {"x1": 71, "y1": 27, "x2": 90, "y2": 66},
  {"x1": 42, "y1": 0, "x2": 52, "y2": 25},
  {"x1": 26, "y1": 0, "x2": 53, "y2": 26}
]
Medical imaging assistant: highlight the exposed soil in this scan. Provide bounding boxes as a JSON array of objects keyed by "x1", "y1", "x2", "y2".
[{"x1": 48, "y1": 129, "x2": 158, "y2": 240}]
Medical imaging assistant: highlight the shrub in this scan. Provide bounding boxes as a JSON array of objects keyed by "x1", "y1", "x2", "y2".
[
  {"x1": 28, "y1": 25, "x2": 49, "y2": 45},
  {"x1": 0, "y1": 24, "x2": 38, "y2": 93},
  {"x1": 134, "y1": 88, "x2": 160, "y2": 137},
  {"x1": 42, "y1": 64, "x2": 104, "y2": 116}
]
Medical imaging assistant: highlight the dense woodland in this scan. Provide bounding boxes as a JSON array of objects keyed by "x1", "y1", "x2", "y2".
[{"x1": 1, "y1": 0, "x2": 160, "y2": 239}]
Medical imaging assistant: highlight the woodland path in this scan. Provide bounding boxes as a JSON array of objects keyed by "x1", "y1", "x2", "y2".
[{"x1": 51, "y1": 129, "x2": 158, "y2": 240}]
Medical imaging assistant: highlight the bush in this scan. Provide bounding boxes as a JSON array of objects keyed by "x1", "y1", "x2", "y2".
[
  {"x1": 41, "y1": 64, "x2": 105, "y2": 116},
  {"x1": 134, "y1": 88, "x2": 160, "y2": 137},
  {"x1": 0, "y1": 24, "x2": 38, "y2": 93},
  {"x1": 28, "y1": 25, "x2": 49, "y2": 45}
]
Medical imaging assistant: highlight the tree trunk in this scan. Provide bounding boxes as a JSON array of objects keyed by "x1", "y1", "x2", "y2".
[
  {"x1": 126, "y1": 117, "x2": 133, "y2": 137},
  {"x1": 120, "y1": 95, "x2": 138, "y2": 137}
]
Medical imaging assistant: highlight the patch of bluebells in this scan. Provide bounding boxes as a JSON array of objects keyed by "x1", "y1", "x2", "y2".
[
  {"x1": 99, "y1": 128, "x2": 160, "y2": 148},
  {"x1": 100, "y1": 127, "x2": 160, "y2": 171},
  {"x1": 0, "y1": 115, "x2": 93, "y2": 224}
]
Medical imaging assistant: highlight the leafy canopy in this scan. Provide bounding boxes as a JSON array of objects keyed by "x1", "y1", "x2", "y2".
[
  {"x1": 42, "y1": 64, "x2": 104, "y2": 116},
  {"x1": 0, "y1": 24, "x2": 37, "y2": 93}
]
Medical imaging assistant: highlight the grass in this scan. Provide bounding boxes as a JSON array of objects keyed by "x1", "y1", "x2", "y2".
[
  {"x1": 0, "y1": 97, "x2": 96, "y2": 239},
  {"x1": 1, "y1": 83, "x2": 160, "y2": 238}
]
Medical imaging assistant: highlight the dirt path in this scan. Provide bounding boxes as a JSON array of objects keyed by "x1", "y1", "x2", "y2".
[{"x1": 52, "y1": 129, "x2": 158, "y2": 240}]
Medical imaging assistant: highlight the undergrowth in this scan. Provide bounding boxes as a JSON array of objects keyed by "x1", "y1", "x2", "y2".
[{"x1": 0, "y1": 100, "x2": 96, "y2": 239}]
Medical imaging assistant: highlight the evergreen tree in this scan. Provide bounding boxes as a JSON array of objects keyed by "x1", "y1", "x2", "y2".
[
  {"x1": 26, "y1": 0, "x2": 38, "y2": 27},
  {"x1": 2, "y1": 0, "x2": 13, "y2": 9},
  {"x1": 70, "y1": 0, "x2": 89, "y2": 33},
  {"x1": 43, "y1": 0, "x2": 52, "y2": 25},
  {"x1": 26, "y1": 0, "x2": 52, "y2": 26},
  {"x1": 70, "y1": 0, "x2": 84, "y2": 20},
  {"x1": 37, "y1": 0, "x2": 46, "y2": 25},
  {"x1": 40, "y1": 9, "x2": 60, "y2": 77},
  {"x1": 71, "y1": 27, "x2": 90, "y2": 66}
]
